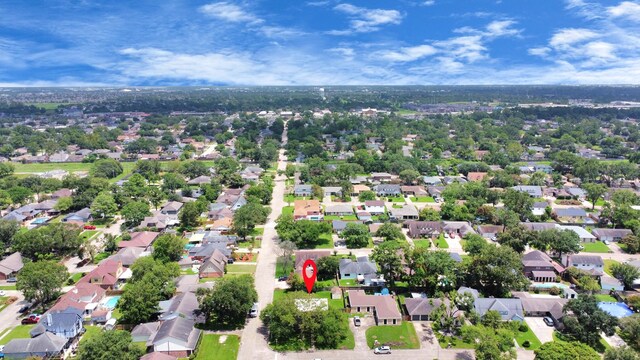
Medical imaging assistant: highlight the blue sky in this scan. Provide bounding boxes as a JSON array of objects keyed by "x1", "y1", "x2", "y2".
[{"x1": 1, "y1": 0, "x2": 639, "y2": 85}]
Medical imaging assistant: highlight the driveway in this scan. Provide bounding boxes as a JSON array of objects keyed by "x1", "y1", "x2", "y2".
[{"x1": 525, "y1": 317, "x2": 554, "y2": 344}]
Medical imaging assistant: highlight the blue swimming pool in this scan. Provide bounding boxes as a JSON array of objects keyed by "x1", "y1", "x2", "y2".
[
  {"x1": 103, "y1": 296, "x2": 121, "y2": 309},
  {"x1": 598, "y1": 302, "x2": 633, "y2": 318},
  {"x1": 31, "y1": 217, "x2": 50, "y2": 225},
  {"x1": 531, "y1": 282, "x2": 569, "y2": 289}
]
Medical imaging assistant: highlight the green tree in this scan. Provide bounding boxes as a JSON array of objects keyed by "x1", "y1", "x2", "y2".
[
  {"x1": 146, "y1": 186, "x2": 165, "y2": 210},
  {"x1": 233, "y1": 202, "x2": 270, "y2": 240},
  {"x1": 503, "y1": 189, "x2": 534, "y2": 221},
  {"x1": 179, "y1": 160, "x2": 209, "y2": 179},
  {"x1": 399, "y1": 169, "x2": 420, "y2": 185},
  {"x1": 358, "y1": 190, "x2": 376, "y2": 202},
  {"x1": 123, "y1": 173, "x2": 148, "y2": 200},
  {"x1": 562, "y1": 295, "x2": 617, "y2": 347},
  {"x1": 178, "y1": 201, "x2": 201, "y2": 229},
  {"x1": 0, "y1": 219, "x2": 20, "y2": 251},
  {"x1": 480, "y1": 310, "x2": 503, "y2": 328},
  {"x1": 342, "y1": 223, "x2": 371, "y2": 249},
  {"x1": 7, "y1": 186, "x2": 33, "y2": 204},
  {"x1": 462, "y1": 233, "x2": 488, "y2": 255},
  {"x1": 198, "y1": 274, "x2": 258, "y2": 328},
  {"x1": 611, "y1": 263, "x2": 640, "y2": 290},
  {"x1": 604, "y1": 346, "x2": 640, "y2": 360},
  {"x1": 161, "y1": 172, "x2": 186, "y2": 192},
  {"x1": 582, "y1": 183, "x2": 607, "y2": 210},
  {"x1": 90, "y1": 193, "x2": 118, "y2": 219},
  {"x1": 121, "y1": 201, "x2": 151, "y2": 228},
  {"x1": 534, "y1": 341, "x2": 600, "y2": 360},
  {"x1": 152, "y1": 234, "x2": 185, "y2": 263},
  {"x1": 77, "y1": 330, "x2": 144, "y2": 360},
  {"x1": 12, "y1": 223, "x2": 82, "y2": 260},
  {"x1": 371, "y1": 241, "x2": 403, "y2": 285},
  {"x1": 54, "y1": 196, "x2": 73, "y2": 212},
  {"x1": 17, "y1": 260, "x2": 68, "y2": 309},
  {"x1": 0, "y1": 162, "x2": 14, "y2": 178},
  {"x1": 534, "y1": 228, "x2": 581, "y2": 258},
  {"x1": 462, "y1": 325, "x2": 516, "y2": 360},
  {"x1": 375, "y1": 222, "x2": 404, "y2": 241},
  {"x1": 316, "y1": 256, "x2": 340, "y2": 281},
  {"x1": 134, "y1": 160, "x2": 162, "y2": 181},
  {"x1": 497, "y1": 226, "x2": 536, "y2": 253},
  {"x1": 419, "y1": 207, "x2": 441, "y2": 221},
  {"x1": 619, "y1": 315, "x2": 640, "y2": 352},
  {"x1": 465, "y1": 245, "x2": 529, "y2": 297},
  {"x1": 117, "y1": 279, "x2": 160, "y2": 324},
  {"x1": 90, "y1": 158, "x2": 123, "y2": 179}
]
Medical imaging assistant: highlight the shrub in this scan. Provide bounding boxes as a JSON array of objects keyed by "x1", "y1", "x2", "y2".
[
  {"x1": 519, "y1": 323, "x2": 529, "y2": 332},
  {"x1": 523, "y1": 340, "x2": 531, "y2": 348},
  {"x1": 549, "y1": 286, "x2": 561, "y2": 295}
]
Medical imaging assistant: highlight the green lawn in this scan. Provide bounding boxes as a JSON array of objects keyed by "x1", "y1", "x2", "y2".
[
  {"x1": 339, "y1": 279, "x2": 358, "y2": 286},
  {"x1": 195, "y1": 334, "x2": 240, "y2": 360},
  {"x1": 392, "y1": 204, "x2": 404, "y2": 209},
  {"x1": 25, "y1": 102, "x2": 69, "y2": 110},
  {"x1": 12, "y1": 162, "x2": 92, "y2": 173},
  {"x1": 411, "y1": 196, "x2": 435, "y2": 203},
  {"x1": 282, "y1": 206, "x2": 294, "y2": 216},
  {"x1": 93, "y1": 252, "x2": 110, "y2": 264},
  {"x1": 275, "y1": 256, "x2": 294, "y2": 278},
  {"x1": 604, "y1": 259, "x2": 620, "y2": 276},
  {"x1": 226, "y1": 264, "x2": 256, "y2": 274},
  {"x1": 582, "y1": 241, "x2": 611, "y2": 253},
  {"x1": 0, "y1": 285, "x2": 16, "y2": 290},
  {"x1": 0, "y1": 325, "x2": 35, "y2": 345},
  {"x1": 435, "y1": 236, "x2": 449, "y2": 249},
  {"x1": 237, "y1": 239, "x2": 262, "y2": 249},
  {"x1": 324, "y1": 215, "x2": 357, "y2": 221},
  {"x1": 413, "y1": 239, "x2": 432, "y2": 249},
  {"x1": 595, "y1": 294, "x2": 617, "y2": 302},
  {"x1": 80, "y1": 230, "x2": 100, "y2": 241},
  {"x1": 315, "y1": 232, "x2": 334, "y2": 249},
  {"x1": 339, "y1": 315, "x2": 355, "y2": 350},
  {"x1": 79, "y1": 325, "x2": 101, "y2": 346},
  {"x1": 250, "y1": 227, "x2": 265, "y2": 236},
  {"x1": 437, "y1": 335, "x2": 476, "y2": 349},
  {"x1": 515, "y1": 327, "x2": 542, "y2": 350},
  {"x1": 68, "y1": 272, "x2": 84, "y2": 284},
  {"x1": 366, "y1": 322, "x2": 420, "y2": 349},
  {"x1": 387, "y1": 196, "x2": 405, "y2": 203}
]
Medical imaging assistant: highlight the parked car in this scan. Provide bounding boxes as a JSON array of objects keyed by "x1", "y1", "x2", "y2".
[
  {"x1": 6, "y1": 278, "x2": 16, "y2": 283},
  {"x1": 603, "y1": 240, "x2": 611, "y2": 245},
  {"x1": 249, "y1": 303, "x2": 259, "y2": 318},
  {"x1": 83, "y1": 225, "x2": 96, "y2": 230},
  {"x1": 277, "y1": 276, "x2": 288, "y2": 282},
  {"x1": 21, "y1": 315, "x2": 40, "y2": 325},
  {"x1": 543, "y1": 317, "x2": 554, "y2": 327},
  {"x1": 374, "y1": 346, "x2": 391, "y2": 354},
  {"x1": 353, "y1": 316, "x2": 361, "y2": 327},
  {"x1": 18, "y1": 304, "x2": 31, "y2": 314}
]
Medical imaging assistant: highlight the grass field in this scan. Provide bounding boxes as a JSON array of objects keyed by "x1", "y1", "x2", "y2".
[
  {"x1": 275, "y1": 256, "x2": 294, "y2": 278},
  {"x1": 80, "y1": 230, "x2": 100, "y2": 241},
  {"x1": 0, "y1": 325, "x2": 35, "y2": 345},
  {"x1": 315, "y1": 232, "x2": 334, "y2": 249},
  {"x1": 604, "y1": 259, "x2": 620, "y2": 276},
  {"x1": 413, "y1": 239, "x2": 432, "y2": 249},
  {"x1": 411, "y1": 196, "x2": 435, "y2": 203},
  {"x1": 582, "y1": 241, "x2": 611, "y2": 253},
  {"x1": 226, "y1": 264, "x2": 256, "y2": 274},
  {"x1": 515, "y1": 327, "x2": 542, "y2": 350},
  {"x1": 237, "y1": 239, "x2": 262, "y2": 249},
  {"x1": 195, "y1": 334, "x2": 240, "y2": 360},
  {"x1": 79, "y1": 325, "x2": 101, "y2": 345},
  {"x1": 366, "y1": 322, "x2": 420, "y2": 349},
  {"x1": 68, "y1": 272, "x2": 84, "y2": 284},
  {"x1": 435, "y1": 236, "x2": 449, "y2": 249},
  {"x1": 387, "y1": 196, "x2": 405, "y2": 203},
  {"x1": 25, "y1": 102, "x2": 69, "y2": 110},
  {"x1": 595, "y1": 294, "x2": 617, "y2": 302},
  {"x1": 437, "y1": 334, "x2": 475, "y2": 349},
  {"x1": 0, "y1": 285, "x2": 16, "y2": 290},
  {"x1": 282, "y1": 206, "x2": 294, "y2": 216},
  {"x1": 324, "y1": 215, "x2": 357, "y2": 221}
]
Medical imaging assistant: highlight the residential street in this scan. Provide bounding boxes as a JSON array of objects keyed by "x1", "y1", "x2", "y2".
[{"x1": 0, "y1": 290, "x2": 27, "y2": 339}]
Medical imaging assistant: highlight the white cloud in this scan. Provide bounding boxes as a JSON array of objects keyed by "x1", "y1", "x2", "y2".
[
  {"x1": 528, "y1": 47, "x2": 550, "y2": 56},
  {"x1": 422, "y1": 1, "x2": 436, "y2": 6},
  {"x1": 485, "y1": 20, "x2": 521, "y2": 37},
  {"x1": 378, "y1": 44, "x2": 437, "y2": 62},
  {"x1": 329, "y1": 47, "x2": 355, "y2": 58},
  {"x1": 331, "y1": 3, "x2": 403, "y2": 34},
  {"x1": 608, "y1": 1, "x2": 640, "y2": 21},
  {"x1": 198, "y1": 2, "x2": 263, "y2": 24},
  {"x1": 549, "y1": 28, "x2": 598, "y2": 48}
]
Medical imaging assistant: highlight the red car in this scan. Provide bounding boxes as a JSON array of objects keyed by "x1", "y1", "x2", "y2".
[
  {"x1": 83, "y1": 225, "x2": 96, "y2": 230},
  {"x1": 21, "y1": 315, "x2": 40, "y2": 325}
]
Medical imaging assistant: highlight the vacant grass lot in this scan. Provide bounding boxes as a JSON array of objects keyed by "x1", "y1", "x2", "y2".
[
  {"x1": 366, "y1": 322, "x2": 420, "y2": 349},
  {"x1": 195, "y1": 334, "x2": 240, "y2": 360},
  {"x1": 582, "y1": 241, "x2": 611, "y2": 253},
  {"x1": 411, "y1": 196, "x2": 435, "y2": 203}
]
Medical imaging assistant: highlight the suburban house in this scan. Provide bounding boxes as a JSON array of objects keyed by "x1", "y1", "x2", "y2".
[
  {"x1": 532, "y1": 202, "x2": 548, "y2": 216},
  {"x1": 373, "y1": 184, "x2": 401, "y2": 197},
  {"x1": 591, "y1": 228, "x2": 633, "y2": 242},
  {"x1": 3, "y1": 332, "x2": 67, "y2": 359},
  {"x1": 601, "y1": 275, "x2": 624, "y2": 291},
  {"x1": 294, "y1": 250, "x2": 331, "y2": 272},
  {"x1": 521, "y1": 222, "x2": 557, "y2": 232},
  {"x1": 443, "y1": 222, "x2": 476, "y2": 238},
  {"x1": 34, "y1": 312, "x2": 84, "y2": 339},
  {"x1": 140, "y1": 213, "x2": 172, "y2": 230},
  {"x1": 62, "y1": 207, "x2": 92, "y2": 225},
  {"x1": 293, "y1": 184, "x2": 313, "y2": 197},
  {"x1": 405, "y1": 297, "x2": 459, "y2": 321},
  {"x1": 370, "y1": 172, "x2": 394, "y2": 182},
  {"x1": 79, "y1": 260, "x2": 128, "y2": 290},
  {"x1": 49, "y1": 282, "x2": 107, "y2": 320},
  {"x1": 476, "y1": 225, "x2": 503, "y2": 240},
  {"x1": 160, "y1": 201, "x2": 183, "y2": 216},
  {"x1": 158, "y1": 292, "x2": 200, "y2": 321},
  {"x1": 322, "y1": 186, "x2": 342, "y2": 197},
  {"x1": 187, "y1": 175, "x2": 211, "y2": 185},
  {"x1": 339, "y1": 257, "x2": 378, "y2": 284},
  {"x1": 466, "y1": 172, "x2": 488, "y2": 182},
  {"x1": 562, "y1": 254, "x2": 605, "y2": 277},
  {"x1": 198, "y1": 249, "x2": 228, "y2": 278},
  {"x1": 108, "y1": 247, "x2": 146, "y2": 267},
  {"x1": 347, "y1": 290, "x2": 402, "y2": 325},
  {"x1": 522, "y1": 250, "x2": 564, "y2": 282},
  {"x1": 118, "y1": 231, "x2": 160, "y2": 250},
  {"x1": 333, "y1": 220, "x2": 363, "y2": 234},
  {"x1": 217, "y1": 189, "x2": 247, "y2": 211},
  {"x1": 51, "y1": 188, "x2": 73, "y2": 199},
  {"x1": 511, "y1": 186, "x2": 543, "y2": 198},
  {"x1": 423, "y1": 176, "x2": 442, "y2": 186},
  {"x1": 474, "y1": 298, "x2": 525, "y2": 321},
  {"x1": 553, "y1": 208, "x2": 589, "y2": 223},
  {"x1": 388, "y1": 205, "x2": 419, "y2": 221},
  {"x1": 407, "y1": 221, "x2": 444, "y2": 239},
  {"x1": 0, "y1": 252, "x2": 23, "y2": 280},
  {"x1": 293, "y1": 200, "x2": 323, "y2": 221},
  {"x1": 401, "y1": 186, "x2": 428, "y2": 197},
  {"x1": 351, "y1": 184, "x2": 370, "y2": 196},
  {"x1": 356, "y1": 211, "x2": 372, "y2": 222},
  {"x1": 325, "y1": 204, "x2": 354, "y2": 216},
  {"x1": 148, "y1": 317, "x2": 202, "y2": 358},
  {"x1": 513, "y1": 292, "x2": 566, "y2": 327},
  {"x1": 556, "y1": 225, "x2": 596, "y2": 242},
  {"x1": 364, "y1": 200, "x2": 385, "y2": 215}
]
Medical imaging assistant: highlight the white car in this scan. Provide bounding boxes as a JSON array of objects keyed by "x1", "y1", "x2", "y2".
[
  {"x1": 374, "y1": 346, "x2": 391, "y2": 354},
  {"x1": 0, "y1": 290, "x2": 5, "y2": 296},
  {"x1": 249, "y1": 303, "x2": 259, "y2": 318}
]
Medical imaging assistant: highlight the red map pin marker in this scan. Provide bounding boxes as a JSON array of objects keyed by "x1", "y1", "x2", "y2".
[{"x1": 302, "y1": 259, "x2": 317, "y2": 294}]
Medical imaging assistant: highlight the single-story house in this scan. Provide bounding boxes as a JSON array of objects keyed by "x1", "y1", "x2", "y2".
[
  {"x1": 0, "y1": 252, "x2": 23, "y2": 280},
  {"x1": 325, "y1": 204, "x2": 354, "y2": 216},
  {"x1": 3, "y1": 332, "x2": 67, "y2": 359},
  {"x1": 554, "y1": 208, "x2": 589, "y2": 223},
  {"x1": 339, "y1": 257, "x2": 377, "y2": 284},
  {"x1": 118, "y1": 231, "x2": 160, "y2": 250},
  {"x1": 356, "y1": 211, "x2": 372, "y2": 222},
  {"x1": 294, "y1": 184, "x2": 313, "y2": 197},
  {"x1": 401, "y1": 186, "x2": 428, "y2": 196},
  {"x1": 476, "y1": 225, "x2": 503, "y2": 240},
  {"x1": 150, "y1": 317, "x2": 202, "y2": 358},
  {"x1": 405, "y1": 298, "x2": 458, "y2": 321},
  {"x1": 511, "y1": 186, "x2": 542, "y2": 198},
  {"x1": 348, "y1": 290, "x2": 402, "y2": 325},
  {"x1": 62, "y1": 208, "x2": 92, "y2": 225},
  {"x1": 556, "y1": 225, "x2": 596, "y2": 242},
  {"x1": 322, "y1": 186, "x2": 342, "y2": 197},
  {"x1": 423, "y1": 176, "x2": 442, "y2": 186},
  {"x1": 333, "y1": 220, "x2": 363, "y2": 234},
  {"x1": 512, "y1": 292, "x2": 566, "y2": 326},
  {"x1": 364, "y1": 201, "x2": 385, "y2": 215},
  {"x1": 591, "y1": 228, "x2": 633, "y2": 242},
  {"x1": 198, "y1": 250, "x2": 228, "y2": 278},
  {"x1": 351, "y1": 184, "x2": 371, "y2": 196},
  {"x1": 467, "y1": 172, "x2": 488, "y2": 182},
  {"x1": 294, "y1": 250, "x2": 332, "y2": 272},
  {"x1": 158, "y1": 292, "x2": 200, "y2": 321},
  {"x1": 601, "y1": 275, "x2": 624, "y2": 291},
  {"x1": 474, "y1": 298, "x2": 524, "y2": 322},
  {"x1": 373, "y1": 184, "x2": 401, "y2": 197},
  {"x1": 370, "y1": 172, "x2": 394, "y2": 182},
  {"x1": 532, "y1": 202, "x2": 548, "y2": 216},
  {"x1": 388, "y1": 205, "x2": 419, "y2": 221}
]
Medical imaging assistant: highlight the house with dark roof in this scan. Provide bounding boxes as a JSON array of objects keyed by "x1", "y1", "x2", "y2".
[
  {"x1": 62, "y1": 207, "x2": 92, "y2": 225},
  {"x1": 198, "y1": 249, "x2": 228, "y2": 278},
  {"x1": 347, "y1": 290, "x2": 401, "y2": 325},
  {"x1": 511, "y1": 186, "x2": 542, "y2": 198},
  {"x1": 476, "y1": 225, "x2": 503, "y2": 240},
  {"x1": 294, "y1": 250, "x2": 331, "y2": 272},
  {"x1": 339, "y1": 257, "x2": 377, "y2": 284},
  {"x1": 405, "y1": 297, "x2": 459, "y2": 321},
  {"x1": 149, "y1": 317, "x2": 201, "y2": 358},
  {"x1": 158, "y1": 292, "x2": 200, "y2": 321},
  {"x1": 388, "y1": 205, "x2": 419, "y2": 221},
  {"x1": 108, "y1": 247, "x2": 146, "y2": 267},
  {"x1": 0, "y1": 252, "x2": 23, "y2": 280},
  {"x1": 373, "y1": 184, "x2": 401, "y2": 197},
  {"x1": 34, "y1": 312, "x2": 84, "y2": 339},
  {"x1": 512, "y1": 292, "x2": 567, "y2": 327},
  {"x1": 364, "y1": 200, "x2": 385, "y2": 215},
  {"x1": 553, "y1": 208, "x2": 589, "y2": 223},
  {"x1": 522, "y1": 250, "x2": 564, "y2": 282},
  {"x1": 118, "y1": 231, "x2": 159, "y2": 250},
  {"x1": 3, "y1": 332, "x2": 67, "y2": 359},
  {"x1": 293, "y1": 184, "x2": 313, "y2": 197},
  {"x1": 562, "y1": 254, "x2": 604, "y2": 277},
  {"x1": 474, "y1": 298, "x2": 524, "y2": 322},
  {"x1": 333, "y1": 220, "x2": 363, "y2": 234}
]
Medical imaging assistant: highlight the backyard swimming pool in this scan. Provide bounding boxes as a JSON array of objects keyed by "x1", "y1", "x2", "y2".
[
  {"x1": 598, "y1": 302, "x2": 633, "y2": 318},
  {"x1": 531, "y1": 282, "x2": 569, "y2": 289},
  {"x1": 31, "y1": 217, "x2": 50, "y2": 225},
  {"x1": 102, "y1": 296, "x2": 121, "y2": 309}
]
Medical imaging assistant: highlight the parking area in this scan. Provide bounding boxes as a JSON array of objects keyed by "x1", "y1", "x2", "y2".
[{"x1": 525, "y1": 317, "x2": 554, "y2": 344}]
